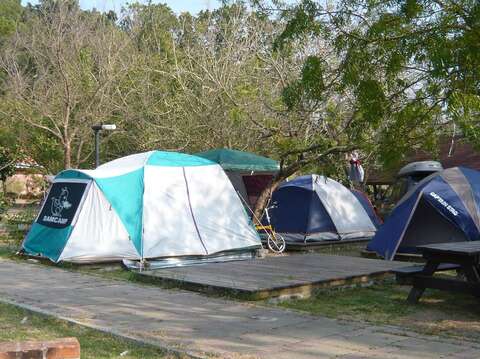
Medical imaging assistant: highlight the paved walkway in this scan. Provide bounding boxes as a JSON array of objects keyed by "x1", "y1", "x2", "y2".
[{"x1": 0, "y1": 258, "x2": 479, "y2": 358}]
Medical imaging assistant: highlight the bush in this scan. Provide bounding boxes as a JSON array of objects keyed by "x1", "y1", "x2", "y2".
[
  {"x1": 0, "y1": 191, "x2": 12, "y2": 216},
  {"x1": 3, "y1": 207, "x2": 37, "y2": 245}
]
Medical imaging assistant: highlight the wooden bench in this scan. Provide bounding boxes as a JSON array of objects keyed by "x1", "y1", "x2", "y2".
[
  {"x1": 399, "y1": 242, "x2": 480, "y2": 304},
  {"x1": 393, "y1": 263, "x2": 461, "y2": 285}
]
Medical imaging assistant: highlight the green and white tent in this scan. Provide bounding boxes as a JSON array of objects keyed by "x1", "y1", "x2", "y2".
[
  {"x1": 195, "y1": 148, "x2": 280, "y2": 172},
  {"x1": 195, "y1": 149, "x2": 279, "y2": 209},
  {"x1": 22, "y1": 151, "x2": 261, "y2": 263}
]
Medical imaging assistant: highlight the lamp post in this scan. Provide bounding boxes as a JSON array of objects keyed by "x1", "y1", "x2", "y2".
[{"x1": 91, "y1": 124, "x2": 116, "y2": 168}]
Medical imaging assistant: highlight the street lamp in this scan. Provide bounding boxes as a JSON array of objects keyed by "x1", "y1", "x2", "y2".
[{"x1": 91, "y1": 124, "x2": 116, "y2": 168}]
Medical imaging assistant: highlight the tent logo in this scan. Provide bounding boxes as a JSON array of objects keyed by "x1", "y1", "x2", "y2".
[
  {"x1": 42, "y1": 187, "x2": 72, "y2": 225},
  {"x1": 51, "y1": 187, "x2": 72, "y2": 216},
  {"x1": 429, "y1": 192, "x2": 458, "y2": 216}
]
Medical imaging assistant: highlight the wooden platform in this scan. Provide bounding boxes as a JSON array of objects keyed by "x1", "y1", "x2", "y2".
[
  {"x1": 361, "y1": 249, "x2": 425, "y2": 262},
  {"x1": 134, "y1": 253, "x2": 408, "y2": 300},
  {"x1": 286, "y1": 238, "x2": 369, "y2": 251}
]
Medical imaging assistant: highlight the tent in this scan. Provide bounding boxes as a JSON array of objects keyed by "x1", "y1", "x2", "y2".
[
  {"x1": 22, "y1": 151, "x2": 261, "y2": 263},
  {"x1": 266, "y1": 175, "x2": 377, "y2": 243},
  {"x1": 367, "y1": 167, "x2": 480, "y2": 260},
  {"x1": 195, "y1": 149, "x2": 279, "y2": 209},
  {"x1": 350, "y1": 189, "x2": 383, "y2": 228}
]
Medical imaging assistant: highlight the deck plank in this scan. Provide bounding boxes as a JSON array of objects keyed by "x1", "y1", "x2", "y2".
[{"x1": 136, "y1": 253, "x2": 408, "y2": 299}]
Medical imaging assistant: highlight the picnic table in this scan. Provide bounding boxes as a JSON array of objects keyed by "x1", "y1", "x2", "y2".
[{"x1": 393, "y1": 241, "x2": 480, "y2": 304}]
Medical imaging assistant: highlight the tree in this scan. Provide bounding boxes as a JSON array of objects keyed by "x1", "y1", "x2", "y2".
[
  {"x1": 268, "y1": 0, "x2": 480, "y2": 160},
  {"x1": 241, "y1": 0, "x2": 454, "y2": 219},
  {"x1": 0, "y1": 146, "x2": 17, "y2": 194},
  {"x1": 0, "y1": 0, "x2": 22, "y2": 40},
  {"x1": 143, "y1": 2, "x2": 366, "y2": 219},
  {"x1": 0, "y1": 1, "x2": 139, "y2": 171}
]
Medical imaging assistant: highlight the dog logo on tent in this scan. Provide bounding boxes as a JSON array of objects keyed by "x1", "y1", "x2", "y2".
[{"x1": 50, "y1": 187, "x2": 72, "y2": 217}]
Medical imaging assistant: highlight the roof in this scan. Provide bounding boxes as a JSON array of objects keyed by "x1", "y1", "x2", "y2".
[
  {"x1": 367, "y1": 138, "x2": 480, "y2": 185},
  {"x1": 194, "y1": 149, "x2": 279, "y2": 173}
]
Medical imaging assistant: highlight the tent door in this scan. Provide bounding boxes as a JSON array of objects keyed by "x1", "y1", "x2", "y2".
[
  {"x1": 399, "y1": 197, "x2": 467, "y2": 252},
  {"x1": 36, "y1": 179, "x2": 91, "y2": 230}
]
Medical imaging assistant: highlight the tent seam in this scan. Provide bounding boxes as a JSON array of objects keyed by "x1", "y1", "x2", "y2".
[
  {"x1": 139, "y1": 152, "x2": 153, "y2": 260},
  {"x1": 453, "y1": 169, "x2": 480, "y2": 233},
  {"x1": 313, "y1": 176, "x2": 342, "y2": 240},
  {"x1": 390, "y1": 190, "x2": 424, "y2": 260},
  {"x1": 182, "y1": 167, "x2": 208, "y2": 255}
]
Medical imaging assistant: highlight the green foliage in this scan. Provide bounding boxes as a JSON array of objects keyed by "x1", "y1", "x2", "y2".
[
  {"x1": 0, "y1": 0, "x2": 22, "y2": 38},
  {"x1": 0, "y1": 191, "x2": 12, "y2": 215},
  {"x1": 2, "y1": 0, "x2": 476, "y2": 188},
  {"x1": 301, "y1": 56, "x2": 325, "y2": 100},
  {"x1": 4, "y1": 208, "x2": 36, "y2": 244},
  {"x1": 450, "y1": 92, "x2": 480, "y2": 148},
  {"x1": 273, "y1": 0, "x2": 480, "y2": 177},
  {"x1": 282, "y1": 55, "x2": 325, "y2": 110},
  {"x1": 273, "y1": 0, "x2": 322, "y2": 51},
  {"x1": 401, "y1": 0, "x2": 423, "y2": 20},
  {"x1": 355, "y1": 79, "x2": 386, "y2": 126},
  {"x1": 0, "y1": 146, "x2": 17, "y2": 183},
  {"x1": 122, "y1": 3, "x2": 178, "y2": 59}
]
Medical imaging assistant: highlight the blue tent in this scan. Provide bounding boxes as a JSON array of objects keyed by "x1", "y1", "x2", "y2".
[
  {"x1": 350, "y1": 189, "x2": 383, "y2": 228},
  {"x1": 367, "y1": 167, "x2": 480, "y2": 260},
  {"x1": 266, "y1": 175, "x2": 377, "y2": 243}
]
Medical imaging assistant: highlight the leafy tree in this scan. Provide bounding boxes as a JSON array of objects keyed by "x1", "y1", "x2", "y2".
[
  {"x1": 0, "y1": 146, "x2": 17, "y2": 194},
  {"x1": 246, "y1": 0, "x2": 474, "y2": 218},
  {"x1": 269, "y1": 0, "x2": 479, "y2": 163},
  {"x1": 0, "y1": 0, "x2": 139, "y2": 170},
  {"x1": 0, "y1": 0, "x2": 22, "y2": 39}
]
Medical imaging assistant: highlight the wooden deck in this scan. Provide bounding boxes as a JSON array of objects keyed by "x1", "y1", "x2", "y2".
[
  {"x1": 134, "y1": 253, "x2": 408, "y2": 300},
  {"x1": 286, "y1": 237, "x2": 369, "y2": 251}
]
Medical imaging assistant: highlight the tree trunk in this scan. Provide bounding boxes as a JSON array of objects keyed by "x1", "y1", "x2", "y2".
[
  {"x1": 64, "y1": 141, "x2": 72, "y2": 169},
  {"x1": 252, "y1": 146, "x2": 356, "y2": 225},
  {"x1": 1, "y1": 177, "x2": 6, "y2": 195},
  {"x1": 252, "y1": 175, "x2": 285, "y2": 225}
]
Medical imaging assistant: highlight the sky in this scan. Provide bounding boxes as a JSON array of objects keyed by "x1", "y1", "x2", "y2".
[{"x1": 20, "y1": 0, "x2": 221, "y2": 15}]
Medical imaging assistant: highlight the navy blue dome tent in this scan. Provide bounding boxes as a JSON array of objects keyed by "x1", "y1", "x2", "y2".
[
  {"x1": 350, "y1": 189, "x2": 383, "y2": 228},
  {"x1": 367, "y1": 167, "x2": 480, "y2": 260},
  {"x1": 266, "y1": 175, "x2": 377, "y2": 243}
]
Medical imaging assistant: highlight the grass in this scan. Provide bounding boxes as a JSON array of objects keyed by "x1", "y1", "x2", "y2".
[
  {"x1": 0, "y1": 302, "x2": 181, "y2": 358},
  {"x1": 311, "y1": 241, "x2": 367, "y2": 257},
  {"x1": 277, "y1": 281, "x2": 480, "y2": 341}
]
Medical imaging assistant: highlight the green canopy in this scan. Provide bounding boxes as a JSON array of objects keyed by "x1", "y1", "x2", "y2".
[{"x1": 194, "y1": 149, "x2": 279, "y2": 172}]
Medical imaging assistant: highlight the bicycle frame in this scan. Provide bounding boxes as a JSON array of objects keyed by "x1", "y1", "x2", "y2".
[{"x1": 234, "y1": 190, "x2": 285, "y2": 253}]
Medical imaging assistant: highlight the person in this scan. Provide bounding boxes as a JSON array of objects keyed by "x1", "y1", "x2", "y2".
[{"x1": 348, "y1": 151, "x2": 364, "y2": 187}]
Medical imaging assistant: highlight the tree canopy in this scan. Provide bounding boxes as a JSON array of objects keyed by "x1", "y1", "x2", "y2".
[{"x1": 0, "y1": 0, "x2": 478, "y2": 214}]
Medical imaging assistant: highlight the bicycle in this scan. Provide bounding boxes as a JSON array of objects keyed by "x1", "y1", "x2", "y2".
[
  {"x1": 255, "y1": 202, "x2": 286, "y2": 254},
  {"x1": 235, "y1": 191, "x2": 286, "y2": 254}
]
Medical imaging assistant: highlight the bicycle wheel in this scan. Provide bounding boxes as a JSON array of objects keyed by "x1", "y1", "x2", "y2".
[{"x1": 267, "y1": 233, "x2": 286, "y2": 253}]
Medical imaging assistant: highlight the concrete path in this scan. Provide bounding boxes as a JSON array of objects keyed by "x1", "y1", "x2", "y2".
[{"x1": 0, "y1": 258, "x2": 479, "y2": 358}]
